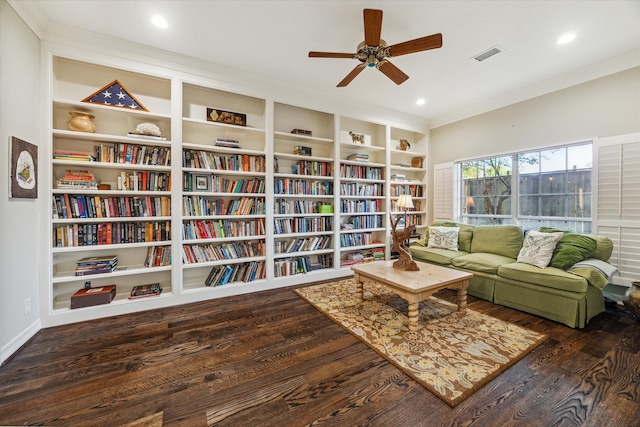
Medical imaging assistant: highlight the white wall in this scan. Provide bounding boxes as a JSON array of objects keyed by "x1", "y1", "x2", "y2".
[
  {"x1": 430, "y1": 67, "x2": 640, "y2": 164},
  {"x1": 0, "y1": 0, "x2": 42, "y2": 364},
  {"x1": 428, "y1": 67, "x2": 640, "y2": 222}
]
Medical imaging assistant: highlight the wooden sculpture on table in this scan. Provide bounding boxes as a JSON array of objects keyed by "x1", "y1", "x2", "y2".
[{"x1": 390, "y1": 214, "x2": 420, "y2": 271}]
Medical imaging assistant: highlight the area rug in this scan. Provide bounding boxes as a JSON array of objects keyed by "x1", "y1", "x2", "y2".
[{"x1": 295, "y1": 279, "x2": 546, "y2": 407}]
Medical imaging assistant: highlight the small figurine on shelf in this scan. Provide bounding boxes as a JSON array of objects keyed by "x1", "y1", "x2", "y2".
[{"x1": 398, "y1": 139, "x2": 411, "y2": 151}]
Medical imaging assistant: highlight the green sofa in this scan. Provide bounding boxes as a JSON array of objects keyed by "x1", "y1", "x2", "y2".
[{"x1": 410, "y1": 222, "x2": 614, "y2": 328}]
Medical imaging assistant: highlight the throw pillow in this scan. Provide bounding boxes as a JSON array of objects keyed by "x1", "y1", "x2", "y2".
[
  {"x1": 539, "y1": 227, "x2": 597, "y2": 269},
  {"x1": 517, "y1": 230, "x2": 564, "y2": 268},
  {"x1": 427, "y1": 226, "x2": 460, "y2": 251}
]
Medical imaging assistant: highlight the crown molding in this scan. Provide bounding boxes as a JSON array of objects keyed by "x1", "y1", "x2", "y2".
[
  {"x1": 430, "y1": 47, "x2": 640, "y2": 129},
  {"x1": 7, "y1": 0, "x2": 46, "y2": 38}
]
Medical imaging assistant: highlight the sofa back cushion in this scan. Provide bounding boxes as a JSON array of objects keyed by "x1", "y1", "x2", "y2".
[
  {"x1": 471, "y1": 225, "x2": 524, "y2": 259},
  {"x1": 539, "y1": 226, "x2": 597, "y2": 269}
]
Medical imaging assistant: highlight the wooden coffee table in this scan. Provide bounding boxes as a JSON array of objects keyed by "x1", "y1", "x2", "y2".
[{"x1": 351, "y1": 260, "x2": 473, "y2": 331}]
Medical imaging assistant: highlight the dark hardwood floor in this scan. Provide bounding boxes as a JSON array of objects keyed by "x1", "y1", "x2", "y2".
[{"x1": 1, "y1": 281, "x2": 639, "y2": 427}]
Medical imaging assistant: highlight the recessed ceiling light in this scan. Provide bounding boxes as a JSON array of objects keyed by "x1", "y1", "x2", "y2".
[
  {"x1": 416, "y1": 98, "x2": 426, "y2": 106},
  {"x1": 557, "y1": 33, "x2": 576, "y2": 45},
  {"x1": 151, "y1": 15, "x2": 168, "y2": 29}
]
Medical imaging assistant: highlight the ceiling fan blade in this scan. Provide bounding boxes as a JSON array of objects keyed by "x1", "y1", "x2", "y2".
[
  {"x1": 364, "y1": 9, "x2": 383, "y2": 46},
  {"x1": 337, "y1": 64, "x2": 366, "y2": 87},
  {"x1": 309, "y1": 51, "x2": 356, "y2": 59},
  {"x1": 387, "y1": 33, "x2": 443, "y2": 57},
  {"x1": 378, "y1": 60, "x2": 409, "y2": 85}
]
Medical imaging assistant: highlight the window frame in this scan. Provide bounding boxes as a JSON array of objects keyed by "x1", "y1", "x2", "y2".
[{"x1": 456, "y1": 141, "x2": 593, "y2": 232}]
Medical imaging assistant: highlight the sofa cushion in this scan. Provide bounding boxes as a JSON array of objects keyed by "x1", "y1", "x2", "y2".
[
  {"x1": 452, "y1": 252, "x2": 516, "y2": 274},
  {"x1": 497, "y1": 262, "x2": 588, "y2": 293},
  {"x1": 539, "y1": 227, "x2": 597, "y2": 269},
  {"x1": 427, "y1": 226, "x2": 459, "y2": 251},
  {"x1": 470, "y1": 225, "x2": 524, "y2": 259},
  {"x1": 457, "y1": 224, "x2": 474, "y2": 253},
  {"x1": 410, "y1": 246, "x2": 468, "y2": 265},
  {"x1": 517, "y1": 230, "x2": 564, "y2": 268},
  {"x1": 591, "y1": 236, "x2": 613, "y2": 261}
]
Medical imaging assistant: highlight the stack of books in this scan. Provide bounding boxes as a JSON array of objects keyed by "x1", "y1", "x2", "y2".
[
  {"x1": 53, "y1": 150, "x2": 96, "y2": 162},
  {"x1": 58, "y1": 170, "x2": 100, "y2": 190},
  {"x1": 215, "y1": 138, "x2": 240, "y2": 149},
  {"x1": 127, "y1": 132, "x2": 167, "y2": 141},
  {"x1": 74, "y1": 255, "x2": 118, "y2": 276},
  {"x1": 346, "y1": 153, "x2": 369, "y2": 162},
  {"x1": 128, "y1": 283, "x2": 163, "y2": 299}
]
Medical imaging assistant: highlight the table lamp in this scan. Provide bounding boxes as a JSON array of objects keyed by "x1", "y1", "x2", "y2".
[{"x1": 396, "y1": 194, "x2": 414, "y2": 230}]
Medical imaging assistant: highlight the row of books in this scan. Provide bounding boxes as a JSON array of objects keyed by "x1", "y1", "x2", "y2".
[
  {"x1": 57, "y1": 169, "x2": 100, "y2": 190},
  {"x1": 182, "y1": 219, "x2": 266, "y2": 240},
  {"x1": 339, "y1": 182, "x2": 384, "y2": 197},
  {"x1": 53, "y1": 194, "x2": 171, "y2": 219},
  {"x1": 181, "y1": 196, "x2": 266, "y2": 217},
  {"x1": 211, "y1": 176, "x2": 265, "y2": 194},
  {"x1": 74, "y1": 254, "x2": 118, "y2": 276},
  {"x1": 274, "y1": 200, "x2": 332, "y2": 215},
  {"x1": 205, "y1": 261, "x2": 265, "y2": 286},
  {"x1": 274, "y1": 254, "x2": 332, "y2": 277},
  {"x1": 274, "y1": 178, "x2": 333, "y2": 196},
  {"x1": 341, "y1": 215, "x2": 383, "y2": 230},
  {"x1": 340, "y1": 199, "x2": 383, "y2": 213},
  {"x1": 274, "y1": 216, "x2": 333, "y2": 234},
  {"x1": 389, "y1": 184, "x2": 424, "y2": 197},
  {"x1": 340, "y1": 164, "x2": 384, "y2": 180},
  {"x1": 181, "y1": 240, "x2": 265, "y2": 264},
  {"x1": 274, "y1": 235, "x2": 332, "y2": 254},
  {"x1": 288, "y1": 160, "x2": 333, "y2": 177},
  {"x1": 182, "y1": 150, "x2": 266, "y2": 172},
  {"x1": 339, "y1": 232, "x2": 376, "y2": 248},
  {"x1": 144, "y1": 245, "x2": 171, "y2": 267},
  {"x1": 53, "y1": 221, "x2": 171, "y2": 247},
  {"x1": 95, "y1": 143, "x2": 171, "y2": 166},
  {"x1": 293, "y1": 145, "x2": 312, "y2": 156},
  {"x1": 117, "y1": 171, "x2": 171, "y2": 192}
]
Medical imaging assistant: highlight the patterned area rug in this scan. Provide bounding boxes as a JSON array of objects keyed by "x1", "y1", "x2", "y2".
[{"x1": 295, "y1": 279, "x2": 546, "y2": 407}]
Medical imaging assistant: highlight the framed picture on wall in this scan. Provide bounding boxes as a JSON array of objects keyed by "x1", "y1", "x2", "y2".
[{"x1": 9, "y1": 136, "x2": 38, "y2": 199}]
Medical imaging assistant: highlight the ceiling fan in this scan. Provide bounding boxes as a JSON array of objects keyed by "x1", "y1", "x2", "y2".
[{"x1": 309, "y1": 9, "x2": 443, "y2": 87}]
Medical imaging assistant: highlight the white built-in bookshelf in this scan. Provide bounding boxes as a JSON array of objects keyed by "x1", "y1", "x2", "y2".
[{"x1": 45, "y1": 55, "x2": 428, "y2": 325}]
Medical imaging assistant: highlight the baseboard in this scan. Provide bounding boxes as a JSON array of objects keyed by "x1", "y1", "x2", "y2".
[{"x1": 1, "y1": 319, "x2": 41, "y2": 366}]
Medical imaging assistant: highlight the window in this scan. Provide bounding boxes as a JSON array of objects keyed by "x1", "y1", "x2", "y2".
[{"x1": 458, "y1": 142, "x2": 592, "y2": 232}]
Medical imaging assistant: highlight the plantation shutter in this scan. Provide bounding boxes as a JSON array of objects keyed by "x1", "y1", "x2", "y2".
[
  {"x1": 594, "y1": 132, "x2": 640, "y2": 285},
  {"x1": 433, "y1": 162, "x2": 454, "y2": 221}
]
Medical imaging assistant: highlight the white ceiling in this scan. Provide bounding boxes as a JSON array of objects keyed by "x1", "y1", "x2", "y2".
[{"x1": 10, "y1": 0, "x2": 640, "y2": 127}]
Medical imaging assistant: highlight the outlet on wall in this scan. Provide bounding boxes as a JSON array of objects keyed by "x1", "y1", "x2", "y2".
[{"x1": 24, "y1": 297, "x2": 31, "y2": 315}]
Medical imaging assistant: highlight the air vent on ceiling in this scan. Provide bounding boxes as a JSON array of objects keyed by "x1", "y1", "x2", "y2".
[{"x1": 473, "y1": 46, "x2": 504, "y2": 62}]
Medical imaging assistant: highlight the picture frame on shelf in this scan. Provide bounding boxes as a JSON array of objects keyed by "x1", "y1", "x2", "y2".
[
  {"x1": 194, "y1": 175, "x2": 210, "y2": 192},
  {"x1": 207, "y1": 107, "x2": 246, "y2": 127}
]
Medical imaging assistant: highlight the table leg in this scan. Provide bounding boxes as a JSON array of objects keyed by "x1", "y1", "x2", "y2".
[
  {"x1": 354, "y1": 273, "x2": 363, "y2": 301},
  {"x1": 407, "y1": 301, "x2": 419, "y2": 331},
  {"x1": 457, "y1": 279, "x2": 468, "y2": 313}
]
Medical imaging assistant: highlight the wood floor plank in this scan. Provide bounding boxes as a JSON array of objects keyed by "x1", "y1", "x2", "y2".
[{"x1": 0, "y1": 285, "x2": 639, "y2": 426}]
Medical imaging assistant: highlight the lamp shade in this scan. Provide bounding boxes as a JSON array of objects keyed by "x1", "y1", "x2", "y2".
[{"x1": 396, "y1": 194, "x2": 414, "y2": 210}]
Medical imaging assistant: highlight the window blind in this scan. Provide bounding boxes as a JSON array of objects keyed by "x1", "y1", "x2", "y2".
[{"x1": 594, "y1": 133, "x2": 640, "y2": 286}]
